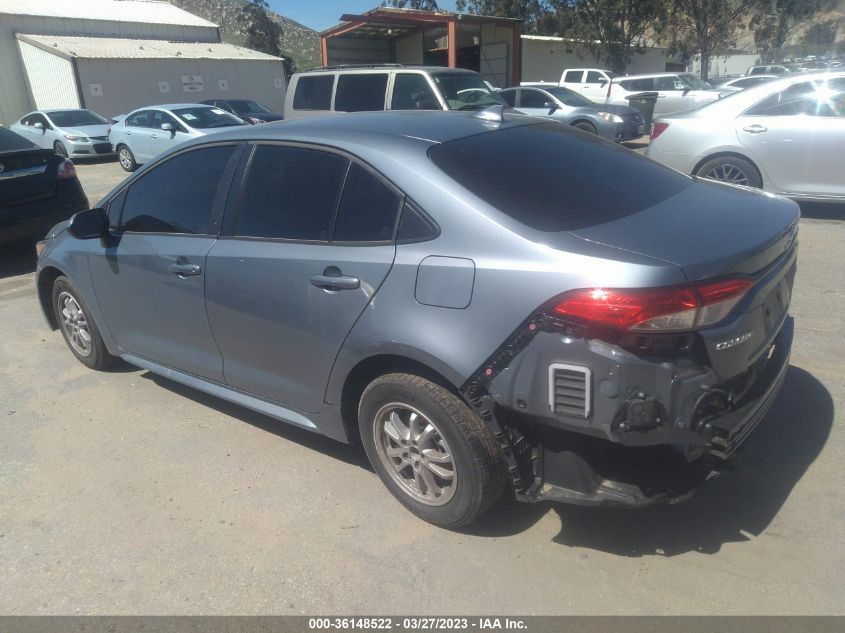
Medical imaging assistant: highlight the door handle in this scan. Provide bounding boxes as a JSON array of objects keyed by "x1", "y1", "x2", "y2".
[
  {"x1": 309, "y1": 273, "x2": 360, "y2": 291},
  {"x1": 743, "y1": 124, "x2": 768, "y2": 134},
  {"x1": 168, "y1": 263, "x2": 201, "y2": 277},
  {"x1": 150, "y1": 134, "x2": 157, "y2": 139}
]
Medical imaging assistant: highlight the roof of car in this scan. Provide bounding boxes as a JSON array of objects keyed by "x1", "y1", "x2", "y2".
[
  {"x1": 295, "y1": 65, "x2": 476, "y2": 75},
  {"x1": 615, "y1": 72, "x2": 694, "y2": 79},
  {"x1": 196, "y1": 109, "x2": 540, "y2": 147},
  {"x1": 129, "y1": 103, "x2": 213, "y2": 112}
]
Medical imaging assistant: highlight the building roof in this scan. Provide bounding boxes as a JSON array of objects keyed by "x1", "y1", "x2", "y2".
[
  {"x1": 0, "y1": 0, "x2": 217, "y2": 28},
  {"x1": 16, "y1": 34, "x2": 283, "y2": 61}
]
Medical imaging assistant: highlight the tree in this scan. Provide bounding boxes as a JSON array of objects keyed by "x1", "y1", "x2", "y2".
[
  {"x1": 552, "y1": 0, "x2": 666, "y2": 73},
  {"x1": 802, "y1": 20, "x2": 838, "y2": 48},
  {"x1": 382, "y1": 0, "x2": 440, "y2": 9},
  {"x1": 661, "y1": 0, "x2": 762, "y2": 81},
  {"x1": 752, "y1": 0, "x2": 835, "y2": 62},
  {"x1": 238, "y1": 0, "x2": 284, "y2": 57},
  {"x1": 455, "y1": 0, "x2": 551, "y2": 33}
]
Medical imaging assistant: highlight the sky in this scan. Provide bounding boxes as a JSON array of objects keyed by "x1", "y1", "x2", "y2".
[{"x1": 270, "y1": 1, "x2": 459, "y2": 32}]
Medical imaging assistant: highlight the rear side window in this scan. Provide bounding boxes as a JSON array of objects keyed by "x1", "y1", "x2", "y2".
[
  {"x1": 335, "y1": 74, "x2": 389, "y2": 112},
  {"x1": 333, "y1": 163, "x2": 401, "y2": 242},
  {"x1": 563, "y1": 70, "x2": 583, "y2": 83},
  {"x1": 428, "y1": 123, "x2": 692, "y2": 232},
  {"x1": 235, "y1": 145, "x2": 348, "y2": 241},
  {"x1": 520, "y1": 90, "x2": 549, "y2": 108},
  {"x1": 620, "y1": 78, "x2": 654, "y2": 91},
  {"x1": 293, "y1": 75, "x2": 335, "y2": 110},
  {"x1": 120, "y1": 145, "x2": 234, "y2": 234}
]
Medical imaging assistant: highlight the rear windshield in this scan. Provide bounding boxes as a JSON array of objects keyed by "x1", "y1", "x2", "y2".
[
  {"x1": 0, "y1": 127, "x2": 37, "y2": 152},
  {"x1": 428, "y1": 122, "x2": 692, "y2": 232}
]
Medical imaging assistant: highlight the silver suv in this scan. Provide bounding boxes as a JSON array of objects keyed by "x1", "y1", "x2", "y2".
[{"x1": 284, "y1": 65, "x2": 505, "y2": 120}]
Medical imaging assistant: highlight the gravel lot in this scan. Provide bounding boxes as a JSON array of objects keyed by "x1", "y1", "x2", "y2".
[{"x1": 0, "y1": 155, "x2": 843, "y2": 615}]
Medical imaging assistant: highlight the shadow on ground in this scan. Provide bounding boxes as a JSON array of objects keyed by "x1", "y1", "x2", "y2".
[
  {"x1": 465, "y1": 366, "x2": 832, "y2": 556},
  {"x1": 798, "y1": 201, "x2": 845, "y2": 221}
]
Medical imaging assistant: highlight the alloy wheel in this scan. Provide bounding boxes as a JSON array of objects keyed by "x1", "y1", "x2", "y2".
[
  {"x1": 58, "y1": 291, "x2": 92, "y2": 357},
  {"x1": 119, "y1": 148, "x2": 132, "y2": 170},
  {"x1": 702, "y1": 163, "x2": 749, "y2": 186},
  {"x1": 373, "y1": 403, "x2": 457, "y2": 506}
]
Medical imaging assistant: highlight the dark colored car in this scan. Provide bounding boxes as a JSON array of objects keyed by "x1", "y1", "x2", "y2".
[
  {"x1": 201, "y1": 99, "x2": 284, "y2": 124},
  {"x1": 0, "y1": 127, "x2": 88, "y2": 245},
  {"x1": 36, "y1": 110, "x2": 797, "y2": 527}
]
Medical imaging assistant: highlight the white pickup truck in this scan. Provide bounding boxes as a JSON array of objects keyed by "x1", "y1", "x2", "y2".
[{"x1": 558, "y1": 68, "x2": 615, "y2": 102}]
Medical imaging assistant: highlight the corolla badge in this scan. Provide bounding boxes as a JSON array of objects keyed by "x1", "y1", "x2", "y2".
[{"x1": 715, "y1": 331, "x2": 753, "y2": 351}]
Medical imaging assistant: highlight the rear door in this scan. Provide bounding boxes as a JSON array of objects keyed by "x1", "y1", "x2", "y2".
[
  {"x1": 205, "y1": 143, "x2": 401, "y2": 413},
  {"x1": 122, "y1": 110, "x2": 154, "y2": 161},
  {"x1": 561, "y1": 69, "x2": 584, "y2": 93},
  {"x1": 654, "y1": 75, "x2": 692, "y2": 115},
  {"x1": 88, "y1": 144, "x2": 240, "y2": 380},
  {"x1": 736, "y1": 78, "x2": 845, "y2": 195},
  {"x1": 514, "y1": 88, "x2": 559, "y2": 118}
]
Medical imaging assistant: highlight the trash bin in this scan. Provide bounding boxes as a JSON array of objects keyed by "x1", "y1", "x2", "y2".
[{"x1": 626, "y1": 91, "x2": 658, "y2": 134}]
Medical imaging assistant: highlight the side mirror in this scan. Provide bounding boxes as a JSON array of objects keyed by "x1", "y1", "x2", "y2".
[
  {"x1": 68, "y1": 208, "x2": 109, "y2": 240},
  {"x1": 161, "y1": 123, "x2": 174, "y2": 133},
  {"x1": 682, "y1": 88, "x2": 691, "y2": 96},
  {"x1": 599, "y1": 80, "x2": 608, "y2": 87},
  {"x1": 546, "y1": 103, "x2": 559, "y2": 114},
  {"x1": 34, "y1": 122, "x2": 44, "y2": 130}
]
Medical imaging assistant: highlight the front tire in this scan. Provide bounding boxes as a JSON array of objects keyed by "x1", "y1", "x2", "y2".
[
  {"x1": 52, "y1": 276, "x2": 116, "y2": 370},
  {"x1": 695, "y1": 155, "x2": 762, "y2": 188},
  {"x1": 117, "y1": 145, "x2": 137, "y2": 172},
  {"x1": 358, "y1": 373, "x2": 505, "y2": 527}
]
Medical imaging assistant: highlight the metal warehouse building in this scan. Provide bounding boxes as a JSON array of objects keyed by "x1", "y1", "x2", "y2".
[{"x1": 0, "y1": 0, "x2": 287, "y2": 125}]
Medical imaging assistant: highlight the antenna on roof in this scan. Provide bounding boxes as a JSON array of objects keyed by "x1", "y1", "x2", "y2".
[{"x1": 472, "y1": 105, "x2": 505, "y2": 124}]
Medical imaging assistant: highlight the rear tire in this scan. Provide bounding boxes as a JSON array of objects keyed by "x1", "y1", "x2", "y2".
[
  {"x1": 53, "y1": 141, "x2": 68, "y2": 158},
  {"x1": 695, "y1": 155, "x2": 762, "y2": 188},
  {"x1": 52, "y1": 276, "x2": 116, "y2": 370},
  {"x1": 117, "y1": 145, "x2": 137, "y2": 172},
  {"x1": 358, "y1": 373, "x2": 506, "y2": 528},
  {"x1": 573, "y1": 121, "x2": 598, "y2": 135}
]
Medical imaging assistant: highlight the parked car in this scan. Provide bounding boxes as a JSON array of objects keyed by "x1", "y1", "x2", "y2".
[
  {"x1": 647, "y1": 71, "x2": 845, "y2": 200},
  {"x1": 717, "y1": 75, "x2": 779, "y2": 91},
  {"x1": 499, "y1": 85, "x2": 644, "y2": 141},
  {"x1": 284, "y1": 66, "x2": 505, "y2": 120},
  {"x1": 10, "y1": 109, "x2": 113, "y2": 159},
  {"x1": 746, "y1": 65, "x2": 791, "y2": 76},
  {"x1": 36, "y1": 109, "x2": 798, "y2": 527},
  {"x1": 200, "y1": 99, "x2": 284, "y2": 124},
  {"x1": 0, "y1": 127, "x2": 87, "y2": 245},
  {"x1": 108, "y1": 104, "x2": 247, "y2": 172},
  {"x1": 558, "y1": 68, "x2": 615, "y2": 102},
  {"x1": 606, "y1": 72, "x2": 725, "y2": 116}
]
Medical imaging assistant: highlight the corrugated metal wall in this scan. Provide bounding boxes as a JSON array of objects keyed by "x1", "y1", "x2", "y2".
[
  {"x1": 17, "y1": 40, "x2": 80, "y2": 110},
  {"x1": 0, "y1": 15, "x2": 216, "y2": 124},
  {"x1": 76, "y1": 58, "x2": 287, "y2": 118}
]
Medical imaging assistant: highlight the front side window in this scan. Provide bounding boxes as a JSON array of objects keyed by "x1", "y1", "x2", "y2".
[
  {"x1": 234, "y1": 145, "x2": 348, "y2": 241},
  {"x1": 391, "y1": 74, "x2": 440, "y2": 111},
  {"x1": 520, "y1": 90, "x2": 550, "y2": 109},
  {"x1": 126, "y1": 111, "x2": 151, "y2": 127},
  {"x1": 335, "y1": 74, "x2": 389, "y2": 112},
  {"x1": 333, "y1": 163, "x2": 401, "y2": 242},
  {"x1": 120, "y1": 145, "x2": 234, "y2": 234},
  {"x1": 585, "y1": 71, "x2": 605, "y2": 84},
  {"x1": 151, "y1": 110, "x2": 185, "y2": 132},
  {"x1": 746, "y1": 80, "x2": 844, "y2": 117},
  {"x1": 621, "y1": 78, "x2": 654, "y2": 91},
  {"x1": 293, "y1": 75, "x2": 335, "y2": 110},
  {"x1": 545, "y1": 87, "x2": 595, "y2": 108},
  {"x1": 655, "y1": 76, "x2": 684, "y2": 91}
]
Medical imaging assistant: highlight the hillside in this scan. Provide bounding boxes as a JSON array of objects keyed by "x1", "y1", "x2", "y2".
[{"x1": 170, "y1": 0, "x2": 321, "y2": 70}]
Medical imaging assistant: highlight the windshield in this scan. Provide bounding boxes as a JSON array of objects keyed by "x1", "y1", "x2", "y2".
[
  {"x1": 543, "y1": 87, "x2": 595, "y2": 108},
  {"x1": 228, "y1": 100, "x2": 272, "y2": 114},
  {"x1": 680, "y1": 74, "x2": 713, "y2": 90},
  {"x1": 48, "y1": 110, "x2": 108, "y2": 127},
  {"x1": 172, "y1": 107, "x2": 247, "y2": 129},
  {"x1": 430, "y1": 72, "x2": 505, "y2": 111}
]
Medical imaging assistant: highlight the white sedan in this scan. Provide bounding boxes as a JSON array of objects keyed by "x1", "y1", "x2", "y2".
[{"x1": 109, "y1": 104, "x2": 247, "y2": 172}]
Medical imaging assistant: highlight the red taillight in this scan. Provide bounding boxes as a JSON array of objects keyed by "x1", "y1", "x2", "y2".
[
  {"x1": 551, "y1": 278, "x2": 752, "y2": 332},
  {"x1": 57, "y1": 158, "x2": 76, "y2": 180},
  {"x1": 650, "y1": 122, "x2": 669, "y2": 140}
]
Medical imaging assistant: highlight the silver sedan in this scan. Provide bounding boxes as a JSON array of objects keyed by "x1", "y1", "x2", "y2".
[
  {"x1": 10, "y1": 109, "x2": 113, "y2": 159},
  {"x1": 646, "y1": 71, "x2": 845, "y2": 200}
]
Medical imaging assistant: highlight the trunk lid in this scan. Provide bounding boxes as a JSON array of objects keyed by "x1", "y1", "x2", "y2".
[
  {"x1": 568, "y1": 179, "x2": 799, "y2": 281},
  {"x1": 0, "y1": 147, "x2": 57, "y2": 209}
]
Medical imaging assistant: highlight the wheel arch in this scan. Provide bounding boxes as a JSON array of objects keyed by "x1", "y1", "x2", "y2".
[
  {"x1": 338, "y1": 353, "x2": 465, "y2": 444},
  {"x1": 37, "y1": 266, "x2": 65, "y2": 330},
  {"x1": 570, "y1": 119, "x2": 597, "y2": 131},
  {"x1": 692, "y1": 151, "x2": 764, "y2": 185}
]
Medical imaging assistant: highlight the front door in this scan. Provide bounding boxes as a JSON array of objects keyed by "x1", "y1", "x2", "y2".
[
  {"x1": 148, "y1": 110, "x2": 191, "y2": 159},
  {"x1": 205, "y1": 144, "x2": 401, "y2": 413},
  {"x1": 736, "y1": 77, "x2": 845, "y2": 196},
  {"x1": 88, "y1": 144, "x2": 239, "y2": 381},
  {"x1": 582, "y1": 70, "x2": 609, "y2": 102}
]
